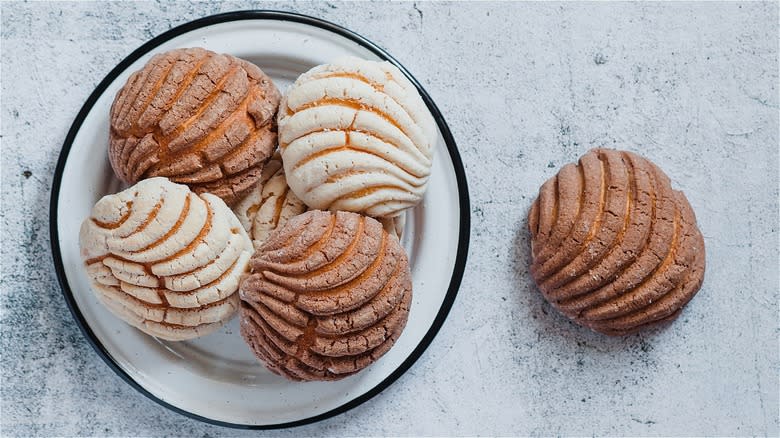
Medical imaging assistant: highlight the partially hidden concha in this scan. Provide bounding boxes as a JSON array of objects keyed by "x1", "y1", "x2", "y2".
[
  {"x1": 233, "y1": 152, "x2": 405, "y2": 247},
  {"x1": 79, "y1": 177, "x2": 253, "y2": 340},
  {"x1": 232, "y1": 151, "x2": 308, "y2": 246},
  {"x1": 239, "y1": 210, "x2": 412, "y2": 381},
  {"x1": 278, "y1": 56, "x2": 437, "y2": 218},
  {"x1": 528, "y1": 149, "x2": 705, "y2": 336},
  {"x1": 109, "y1": 47, "x2": 281, "y2": 205}
]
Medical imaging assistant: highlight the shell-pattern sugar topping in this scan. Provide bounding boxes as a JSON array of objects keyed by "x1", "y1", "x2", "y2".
[
  {"x1": 79, "y1": 177, "x2": 253, "y2": 341},
  {"x1": 109, "y1": 47, "x2": 281, "y2": 205},
  {"x1": 528, "y1": 149, "x2": 705, "y2": 336},
  {"x1": 233, "y1": 151, "x2": 406, "y2": 248},
  {"x1": 277, "y1": 56, "x2": 437, "y2": 218},
  {"x1": 239, "y1": 210, "x2": 412, "y2": 381}
]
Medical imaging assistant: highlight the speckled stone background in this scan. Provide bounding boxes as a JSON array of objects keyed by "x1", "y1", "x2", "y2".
[{"x1": 2, "y1": 1, "x2": 778, "y2": 436}]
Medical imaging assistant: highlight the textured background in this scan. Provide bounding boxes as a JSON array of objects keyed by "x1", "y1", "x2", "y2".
[{"x1": 2, "y1": 1, "x2": 778, "y2": 436}]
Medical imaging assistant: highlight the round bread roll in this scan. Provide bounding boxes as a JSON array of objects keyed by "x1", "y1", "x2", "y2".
[
  {"x1": 278, "y1": 56, "x2": 436, "y2": 218},
  {"x1": 233, "y1": 151, "x2": 405, "y2": 247},
  {"x1": 528, "y1": 149, "x2": 705, "y2": 336},
  {"x1": 79, "y1": 177, "x2": 253, "y2": 340},
  {"x1": 109, "y1": 47, "x2": 281, "y2": 205},
  {"x1": 239, "y1": 210, "x2": 412, "y2": 381}
]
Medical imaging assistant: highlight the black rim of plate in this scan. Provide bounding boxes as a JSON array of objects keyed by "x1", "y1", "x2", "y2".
[{"x1": 49, "y1": 10, "x2": 470, "y2": 430}]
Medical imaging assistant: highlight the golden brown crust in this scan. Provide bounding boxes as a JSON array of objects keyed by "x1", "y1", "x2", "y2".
[
  {"x1": 528, "y1": 149, "x2": 706, "y2": 336},
  {"x1": 109, "y1": 48, "x2": 281, "y2": 205},
  {"x1": 238, "y1": 210, "x2": 412, "y2": 381}
]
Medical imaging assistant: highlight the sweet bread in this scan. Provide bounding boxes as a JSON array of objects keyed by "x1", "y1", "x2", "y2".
[
  {"x1": 239, "y1": 210, "x2": 412, "y2": 380},
  {"x1": 109, "y1": 47, "x2": 280, "y2": 204},
  {"x1": 79, "y1": 177, "x2": 253, "y2": 340},
  {"x1": 278, "y1": 57, "x2": 436, "y2": 217},
  {"x1": 528, "y1": 149, "x2": 705, "y2": 335}
]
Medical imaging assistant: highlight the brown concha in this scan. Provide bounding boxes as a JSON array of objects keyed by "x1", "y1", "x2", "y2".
[
  {"x1": 528, "y1": 148, "x2": 705, "y2": 336},
  {"x1": 239, "y1": 210, "x2": 412, "y2": 381},
  {"x1": 109, "y1": 47, "x2": 281, "y2": 205}
]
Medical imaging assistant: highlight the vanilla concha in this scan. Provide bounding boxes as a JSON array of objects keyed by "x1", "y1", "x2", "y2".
[
  {"x1": 79, "y1": 177, "x2": 253, "y2": 341},
  {"x1": 233, "y1": 151, "x2": 406, "y2": 247},
  {"x1": 232, "y1": 152, "x2": 308, "y2": 247},
  {"x1": 278, "y1": 56, "x2": 437, "y2": 218}
]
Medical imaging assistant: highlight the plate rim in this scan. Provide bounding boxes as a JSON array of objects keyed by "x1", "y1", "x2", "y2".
[{"x1": 49, "y1": 9, "x2": 470, "y2": 429}]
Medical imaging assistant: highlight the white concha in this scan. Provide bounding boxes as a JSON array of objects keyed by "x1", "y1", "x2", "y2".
[
  {"x1": 277, "y1": 56, "x2": 437, "y2": 218},
  {"x1": 233, "y1": 152, "x2": 308, "y2": 247},
  {"x1": 78, "y1": 177, "x2": 253, "y2": 341},
  {"x1": 234, "y1": 151, "x2": 406, "y2": 247}
]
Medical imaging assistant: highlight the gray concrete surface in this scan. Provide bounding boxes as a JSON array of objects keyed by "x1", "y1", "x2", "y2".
[{"x1": 2, "y1": 1, "x2": 778, "y2": 436}]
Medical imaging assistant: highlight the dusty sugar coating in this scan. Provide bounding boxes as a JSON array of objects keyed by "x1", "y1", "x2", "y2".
[
  {"x1": 79, "y1": 177, "x2": 253, "y2": 340},
  {"x1": 233, "y1": 150, "x2": 405, "y2": 247},
  {"x1": 278, "y1": 56, "x2": 437, "y2": 218},
  {"x1": 109, "y1": 47, "x2": 281, "y2": 205},
  {"x1": 238, "y1": 210, "x2": 412, "y2": 381},
  {"x1": 528, "y1": 149, "x2": 706, "y2": 336}
]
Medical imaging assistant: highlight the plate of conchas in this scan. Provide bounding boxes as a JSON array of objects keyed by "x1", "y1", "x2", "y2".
[{"x1": 50, "y1": 11, "x2": 469, "y2": 428}]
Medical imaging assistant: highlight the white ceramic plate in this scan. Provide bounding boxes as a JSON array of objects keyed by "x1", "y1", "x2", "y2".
[{"x1": 50, "y1": 11, "x2": 469, "y2": 429}]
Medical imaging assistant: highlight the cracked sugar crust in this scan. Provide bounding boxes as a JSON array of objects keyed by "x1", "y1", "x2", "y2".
[
  {"x1": 238, "y1": 210, "x2": 412, "y2": 381},
  {"x1": 277, "y1": 56, "x2": 437, "y2": 218},
  {"x1": 79, "y1": 177, "x2": 254, "y2": 341},
  {"x1": 109, "y1": 47, "x2": 281, "y2": 205},
  {"x1": 233, "y1": 150, "x2": 405, "y2": 248},
  {"x1": 527, "y1": 149, "x2": 706, "y2": 336}
]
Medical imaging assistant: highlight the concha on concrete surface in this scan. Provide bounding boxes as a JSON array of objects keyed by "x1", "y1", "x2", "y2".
[
  {"x1": 528, "y1": 149, "x2": 706, "y2": 336},
  {"x1": 278, "y1": 56, "x2": 437, "y2": 218},
  {"x1": 233, "y1": 151, "x2": 405, "y2": 247},
  {"x1": 109, "y1": 47, "x2": 281, "y2": 205},
  {"x1": 239, "y1": 210, "x2": 412, "y2": 381},
  {"x1": 79, "y1": 177, "x2": 253, "y2": 341}
]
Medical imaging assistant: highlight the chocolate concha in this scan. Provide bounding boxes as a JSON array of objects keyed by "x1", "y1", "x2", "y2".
[
  {"x1": 233, "y1": 151, "x2": 405, "y2": 247},
  {"x1": 239, "y1": 210, "x2": 412, "y2": 381},
  {"x1": 528, "y1": 149, "x2": 705, "y2": 336},
  {"x1": 278, "y1": 56, "x2": 436, "y2": 218},
  {"x1": 109, "y1": 47, "x2": 281, "y2": 205},
  {"x1": 79, "y1": 177, "x2": 253, "y2": 341}
]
